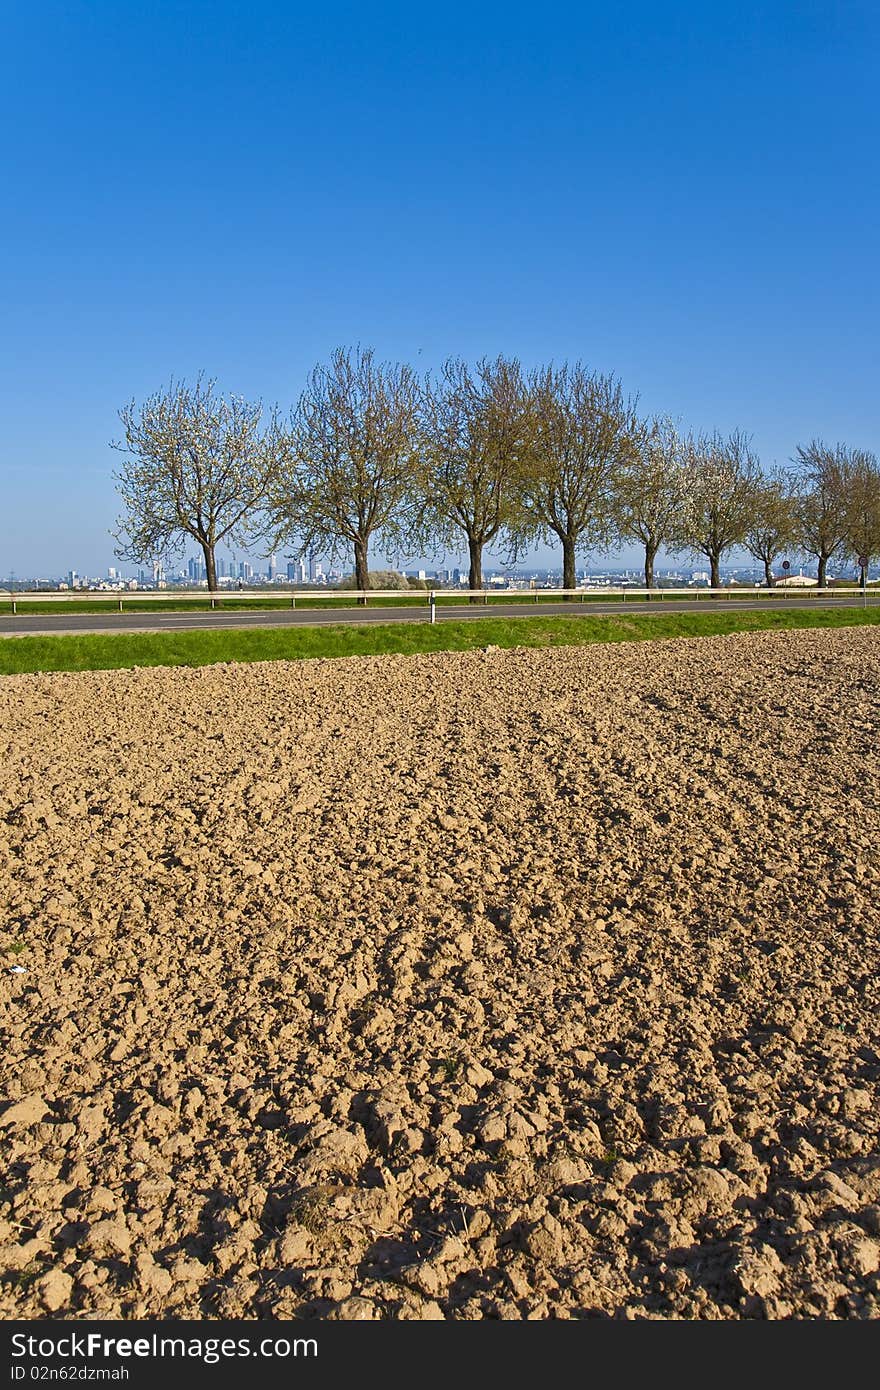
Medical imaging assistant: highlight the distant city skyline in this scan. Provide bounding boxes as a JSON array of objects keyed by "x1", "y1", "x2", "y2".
[{"x1": 3, "y1": 544, "x2": 837, "y2": 588}]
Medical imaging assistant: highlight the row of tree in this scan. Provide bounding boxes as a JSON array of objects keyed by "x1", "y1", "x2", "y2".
[{"x1": 113, "y1": 348, "x2": 880, "y2": 597}]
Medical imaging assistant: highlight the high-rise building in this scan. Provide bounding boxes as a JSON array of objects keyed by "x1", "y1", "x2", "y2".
[
  {"x1": 268, "y1": 553, "x2": 276, "y2": 582},
  {"x1": 308, "y1": 552, "x2": 318, "y2": 583},
  {"x1": 286, "y1": 561, "x2": 296, "y2": 581}
]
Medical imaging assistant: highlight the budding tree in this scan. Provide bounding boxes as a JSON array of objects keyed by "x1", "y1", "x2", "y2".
[
  {"x1": 614, "y1": 415, "x2": 688, "y2": 588},
  {"x1": 792, "y1": 441, "x2": 852, "y2": 588},
  {"x1": 520, "y1": 364, "x2": 638, "y2": 593},
  {"x1": 268, "y1": 347, "x2": 421, "y2": 597},
  {"x1": 417, "y1": 357, "x2": 530, "y2": 600},
  {"x1": 743, "y1": 467, "x2": 799, "y2": 586},
  {"x1": 841, "y1": 449, "x2": 880, "y2": 587},
  {"x1": 113, "y1": 377, "x2": 279, "y2": 592},
  {"x1": 670, "y1": 429, "x2": 763, "y2": 587}
]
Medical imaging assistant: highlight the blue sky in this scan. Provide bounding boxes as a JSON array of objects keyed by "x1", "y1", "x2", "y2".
[{"x1": 1, "y1": 1, "x2": 878, "y2": 578}]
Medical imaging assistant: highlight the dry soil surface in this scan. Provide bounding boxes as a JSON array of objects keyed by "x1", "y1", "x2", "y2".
[{"x1": 1, "y1": 627, "x2": 879, "y2": 1321}]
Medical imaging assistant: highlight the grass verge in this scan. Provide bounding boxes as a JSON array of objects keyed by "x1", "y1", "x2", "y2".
[{"x1": 2, "y1": 606, "x2": 880, "y2": 676}]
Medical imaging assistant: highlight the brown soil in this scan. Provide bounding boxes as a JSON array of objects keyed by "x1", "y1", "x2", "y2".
[{"x1": 1, "y1": 627, "x2": 879, "y2": 1321}]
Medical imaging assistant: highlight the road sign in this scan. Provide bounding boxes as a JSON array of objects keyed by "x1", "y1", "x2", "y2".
[
  {"x1": 858, "y1": 554, "x2": 868, "y2": 568},
  {"x1": 781, "y1": 560, "x2": 790, "y2": 570}
]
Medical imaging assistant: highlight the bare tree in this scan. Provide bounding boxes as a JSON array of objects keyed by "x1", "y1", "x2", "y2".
[
  {"x1": 842, "y1": 450, "x2": 880, "y2": 587},
  {"x1": 671, "y1": 429, "x2": 763, "y2": 587},
  {"x1": 792, "y1": 441, "x2": 852, "y2": 588},
  {"x1": 112, "y1": 376, "x2": 279, "y2": 592},
  {"x1": 744, "y1": 467, "x2": 799, "y2": 586},
  {"x1": 614, "y1": 415, "x2": 688, "y2": 589},
  {"x1": 520, "y1": 365, "x2": 639, "y2": 594},
  {"x1": 268, "y1": 347, "x2": 420, "y2": 600},
  {"x1": 417, "y1": 357, "x2": 530, "y2": 600}
]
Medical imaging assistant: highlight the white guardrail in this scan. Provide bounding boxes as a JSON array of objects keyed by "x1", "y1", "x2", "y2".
[{"x1": 1, "y1": 586, "x2": 877, "y2": 621}]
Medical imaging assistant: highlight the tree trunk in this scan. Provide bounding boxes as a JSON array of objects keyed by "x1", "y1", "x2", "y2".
[
  {"x1": 817, "y1": 554, "x2": 828, "y2": 589},
  {"x1": 764, "y1": 558, "x2": 774, "y2": 587},
  {"x1": 202, "y1": 541, "x2": 220, "y2": 604},
  {"x1": 710, "y1": 554, "x2": 721, "y2": 589},
  {"x1": 644, "y1": 543, "x2": 657, "y2": 592},
  {"x1": 860, "y1": 562, "x2": 868, "y2": 589},
  {"x1": 562, "y1": 535, "x2": 577, "y2": 598},
  {"x1": 202, "y1": 543, "x2": 218, "y2": 591},
  {"x1": 354, "y1": 536, "x2": 369, "y2": 605},
  {"x1": 468, "y1": 537, "x2": 483, "y2": 604}
]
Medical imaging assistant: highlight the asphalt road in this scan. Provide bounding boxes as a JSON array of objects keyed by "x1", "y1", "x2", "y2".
[{"x1": 1, "y1": 595, "x2": 877, "y2": 636}]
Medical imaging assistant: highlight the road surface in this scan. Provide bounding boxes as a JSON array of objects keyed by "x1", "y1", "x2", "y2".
[{"x1": 1, "y1": 594, "x2": 877, "y2": 637}]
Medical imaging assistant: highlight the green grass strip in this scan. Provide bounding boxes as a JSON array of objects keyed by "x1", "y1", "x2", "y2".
[{"x1": 2, "y1": 606, "x2": 880, "y2": 676}]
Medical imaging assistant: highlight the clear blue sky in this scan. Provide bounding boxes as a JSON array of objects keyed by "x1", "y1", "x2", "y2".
[{"x1": 2, "y1": 1, "x2": 878, "y2": 579}]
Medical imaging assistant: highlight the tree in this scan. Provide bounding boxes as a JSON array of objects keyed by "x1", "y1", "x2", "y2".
[
  {"x1": 792, "y1": 441, "x2": 852, "y2": 588},
  {"x1": 614, "y1": 415, "x2": 688, "y2": 588},
  {"x1": 113, "y1": 377, "x2": 278, "y2": 592},
  {"x1": 417, "y1": 356, "x2": 530, "y2": 601},
  {"x1": 670, "y1": 429, "x2": 763, "y2": 587},
  {"x1": 744, "y1": 467, "x2": 799, "y2": 586},
  {"x1": 520, "y1": 364, "x2": 638, "y2": 593},
  {"x1": 842, "y1": 450, "x2": 880, "y2": 587},
  {"x1": 269, "y1": 347, "x2": 420, "y2": 600}
]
